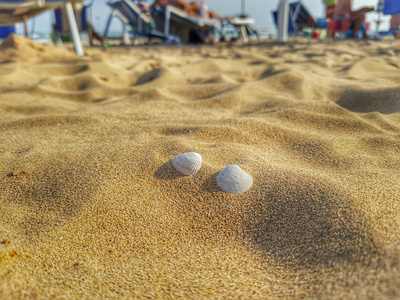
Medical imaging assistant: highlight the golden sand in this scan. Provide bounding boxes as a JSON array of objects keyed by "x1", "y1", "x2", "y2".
[{"x1": 0, "y1": 34, "x2": 399, "y2": 299}]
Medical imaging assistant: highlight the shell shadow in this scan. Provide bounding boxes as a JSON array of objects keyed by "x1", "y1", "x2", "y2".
[
  {"x1": 134, "y1": 68, "x2": 161, "y2": 86},
  {"x1": 200, "y1": 171, "x2": 223, "y2": 193},
  {"x1": 154, "y1": 161, "x2": 185, "y2": 180}
]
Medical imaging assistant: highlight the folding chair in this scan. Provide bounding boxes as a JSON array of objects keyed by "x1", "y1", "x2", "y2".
[
  {"x1": 0, "y1": 0, "x2": 83, "y2": 55},
  {"x1": 151, "y1": 4, "x2": 221, "y2": 43},
  {"x1": 104, "y1": 0, "x2": 166, "y2": 42}
]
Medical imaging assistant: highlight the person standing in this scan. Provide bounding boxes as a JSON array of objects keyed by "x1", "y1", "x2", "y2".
[
  {"x1": 334, "y1": 0, "x2": 374, "y2": 38},
  {"x1": 323, "y1": 0, "x2": 337, "y2": 19},
  {"x1": 390, "y1": 14, "x2": 400, "y2": 39}
]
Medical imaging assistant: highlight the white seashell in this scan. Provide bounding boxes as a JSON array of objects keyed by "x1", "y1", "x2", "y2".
[
  {"x1": 171, "y1": 152, "x2": 202, "y2": 176},
  {"x1": 216, "y1": 164, "x2": 253, "y2": 194}
]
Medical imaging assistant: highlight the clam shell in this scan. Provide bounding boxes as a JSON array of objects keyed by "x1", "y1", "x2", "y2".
[
  {"x1": 171, "y1": 152, "x2": 202, "y2": 176},
  {"x1": 216, "y1": 164, "x2": 253, "y2": 194}
]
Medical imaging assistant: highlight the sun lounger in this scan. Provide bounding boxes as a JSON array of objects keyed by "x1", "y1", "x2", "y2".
[
  {"x1": 52, "y1": 1, "x2": 93, "y2": 46},
  {"x1": 272, "y1": 0, "x2": 321, "y2": 36},
  {"x1": 151, "y1": 4, "x2": 221, "y2": 43},
  {"x1": 226, "y1": 17, "x2": 258, "y2": 42},
  {"x1": 104, "y1": 0, "x2": 166, "y2": 41},
  {"x1": 0, "y1": 0, "x2": 83, "y2": 55}
]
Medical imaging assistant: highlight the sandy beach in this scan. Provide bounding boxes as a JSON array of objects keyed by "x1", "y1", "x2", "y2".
[{"x1": 0, "y1": 34, "x2": 399, "y2": 299}]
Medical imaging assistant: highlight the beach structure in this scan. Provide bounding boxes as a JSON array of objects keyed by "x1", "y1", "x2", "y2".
[
  {"x1": 104, "y1": 0, "x2": 257, "y2": 44},
  {"x1": 225, "y1": 17, "x2": 258, "y2": 43},
  {"x1": 104, "y1": 0, "x2": 166, "y2": 42},
  {"x1": 232, "y1": 0, "x2": 258, "y2": 42},
  {"x1": 0, "y1": 0, "x2": 84, "y2": 55},
  {"x1": 273, "y1": 0, "x2": 322, "y2": 38},
  {"x1": 150, "y1": 4, "x2": 257, "y2": 44},
  {"x1": 151, "y1": 4, "x2": 221, "y2": 43}
]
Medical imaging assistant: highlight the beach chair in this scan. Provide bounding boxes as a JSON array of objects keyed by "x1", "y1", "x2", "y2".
[
  {"x1": 225, "y1": 17, "x2": 258, "y2": 43},
  {"x1": 376, "y1": 0, "x2": 400, "y2": 37},
  {"x1": 104, "y1": 0, "x2": 166, "y2": 42},
  {"x1": 272, "y1": 0, "x2": 322, "y2": 36},
  {"x1": 371, "y1": 0, "x2": 399, "y2": 38},
  {"x1": 151, "y1": 4, "x2": 221, "y2": 43},
  {"x1": 52, "y1": 0, "x2": 94, "y2": 46},
  {"x1": 0, "y1": 0, "x2": 83, "y2": 55}
]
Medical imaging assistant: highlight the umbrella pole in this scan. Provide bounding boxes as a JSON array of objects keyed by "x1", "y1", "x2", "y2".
[
  {"x1": 277, "y1": 0, "x2": 289, "y2": 42},
  {"x1": 65, "y1": 2, "x2": 84, "y2": 56}
]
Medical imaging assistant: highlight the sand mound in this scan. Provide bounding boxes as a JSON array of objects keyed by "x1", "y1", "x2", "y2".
[
  {"x1": 0, "y1": 38, "x2": 399, "y2": 299},
  {"x1": 0, "y1": 33, "x2": 47, "y2": 51},
  {"x1": 0, "y1": 34, "x2": 76, "y2": 63}
]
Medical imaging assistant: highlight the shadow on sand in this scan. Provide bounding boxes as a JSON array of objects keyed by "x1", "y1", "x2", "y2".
[
  {"x1": 154, "y1": 161, "x2": 185, "y2": 180},
  {"x1": 337, "y1": 87, "x2": 400, "y2": 114},
  {"x1": 243, "y1": 169, "x2": 379, "y2": 268}
]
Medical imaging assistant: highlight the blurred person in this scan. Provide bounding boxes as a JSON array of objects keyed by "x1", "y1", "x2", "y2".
[
  {"x1": 390, "y1": 14, "x2": 400, "y2": 39},
  {"x1": 390, "y1": 14, "x2": 400, "y2": 30},
  {"x1": 136, "y1": 0, "x2": 150, "y2": 11},
  {"x1": 334, "y1": 0, "x2": 374, "y2": 38},
  {"x1": 133, "y1": 0, "x2": 154, "y2": 22},
  {"x1": 323, "y1": 0, "x2": 338, "y2": 19}
]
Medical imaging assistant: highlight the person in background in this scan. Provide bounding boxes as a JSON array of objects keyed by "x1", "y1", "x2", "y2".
[
  {"x1": 133, "y1": 0, "x2": 154, "y2": 23},
  {"x1": 136, "y1": 0, "x2": 150, "y2": 11},
  {"x1": 390, "y1": 14, "x2": 400, "y2": 39},
  {"x1": 133, "y1": 0, "x2": 158, "y2": 44},
  {"x1": 334, "y1": 0, "x2": 374, "y2": 39},
  {"x1": 323, "y1": 0, "x2": 337, "y2": 20}
]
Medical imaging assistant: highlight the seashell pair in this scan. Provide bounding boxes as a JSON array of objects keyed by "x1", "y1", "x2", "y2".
[{"x1": 171, "y1": 152, "x2": 253, "y2": 194}]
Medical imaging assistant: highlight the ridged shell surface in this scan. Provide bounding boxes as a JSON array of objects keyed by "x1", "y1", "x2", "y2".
[
  {"x1": 216, "y1": 164, "x2": 253, "y2": 194},
  {"x1": 171, "y1": 152, "x2": 202, "y2": 176}
]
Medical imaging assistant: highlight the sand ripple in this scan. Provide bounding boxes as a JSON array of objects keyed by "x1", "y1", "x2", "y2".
[{"x1": 0, "y1": 35, "x2": 399, "y2": 299}]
